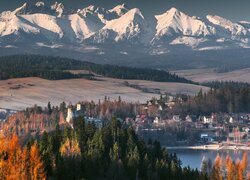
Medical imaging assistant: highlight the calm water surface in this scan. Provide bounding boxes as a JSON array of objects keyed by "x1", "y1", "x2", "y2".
[{"x1": 168, "y1": 149, "x2": 249, "y2": 170}]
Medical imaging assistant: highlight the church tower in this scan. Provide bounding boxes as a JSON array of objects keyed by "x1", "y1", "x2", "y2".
[{"x1": 66, "y1": 106, "x2": 74, "y2": 123}]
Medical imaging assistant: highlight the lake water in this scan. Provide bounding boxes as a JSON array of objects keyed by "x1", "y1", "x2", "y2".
[{"x1": 168, "y1": 149, "x2": 249, "y2": 170}]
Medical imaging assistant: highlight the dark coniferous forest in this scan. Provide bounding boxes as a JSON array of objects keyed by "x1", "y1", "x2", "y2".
[
  {"x1": 173, "y1": 83, "x2": 250, "y2": 115},
  {"x1": 0, "y1": 55, "x2": 192, "y2": 83}
]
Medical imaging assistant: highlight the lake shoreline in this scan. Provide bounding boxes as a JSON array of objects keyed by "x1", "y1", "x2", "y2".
[{"x1": 166, "y1": 144, "x2": 250, "y2": 151}]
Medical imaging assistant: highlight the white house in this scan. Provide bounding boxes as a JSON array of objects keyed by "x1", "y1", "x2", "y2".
[
  {"x1": 202, "y1": 116, "x2": 213, "y2": 124},
  {"x1": 173, "y1": 115, "x2": 181, "y2": 122},
  {"x1": 229, "y1": 116, "x2": 234, "y2": 124},
  {"x1": 154, "y1": 117, "x2": 160, "y2": 124},
  {"x1": 77, "y1": 103, "x2": 82, "y2": 111},
  {"x1": 185, "y1": 115, "x2": 193, "y2": 122}
]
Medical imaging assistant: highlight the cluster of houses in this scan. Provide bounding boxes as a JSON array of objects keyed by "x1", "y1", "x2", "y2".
[
  {"x1": 125, "y1": 111, "x2": 250, "y2": 144},
  {"x1": 122, "y1": 95, "x2": 250, "y2": 134},
  {"x1": 64, "y1": 95, "x2": 250, "y2": 145}
]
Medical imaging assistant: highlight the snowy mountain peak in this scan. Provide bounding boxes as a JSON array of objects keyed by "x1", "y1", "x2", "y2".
[
  {"x1": 35, "y1": 2, "x2": 45, "y2": 7},
  {"x1": 104, "y1": 8, "x2": 145, "y2": 31},
  {"x1": 81, "y1": 5, "x2": 106, "y2": 13},
  {"x1": 92, "y1": 8, "x2": 150, "y2": 43},
  {"x1": 157, "y1": 7, "x2": 189, "y2": 21},
  {"x1": 206, "y1": 15, "x2": 248, "y2": 36},
  {"x1": 11, "y1": 1, "x2": 70, "y2": 17},
  {"x1": 51, "y1": 2, "x2": 64, "y2": 9},
  {"x1": 155, "y1": 7, "x2": 211, "y2": 38},
  {"x1": 239, "y1": 21, "x2": 250, "y2": 29},
  {"x1": 1, "y1": 4, "x2": 250, "y2": 51},
  {"x1": 85, "y1": 5, "x2": 96, "y2": 12},
  {"x1": 108, "y1": 4, "x2": 129, "y2": 16},
  {"x1": 13, "y1": 3, "x2": 28, "y2": 15},
  {"x1": 51, "y1": 2, "x2": 65, "y2": 17},
  {"x1": 127, "y1": 8, "x2": 144, "y2": 19},
  {"x1": 206, "y1": 15, "x2": 234, "y2": 28},
  {"x1": 167, "y1": 7, "x2": 181, "y2": 16}
]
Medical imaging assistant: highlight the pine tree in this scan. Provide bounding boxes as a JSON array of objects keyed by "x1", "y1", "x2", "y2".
[
  {"x1": 113, "y1": 142, "x2": 119, "y2": 161},
  {"x1": 39, "y1": 131, "x2": 53, "y2": 176},
  {"x1": 75, "y1": 116, "x2": 86, "y2": 153},
  {"x1": 118, "y1": 96, "x2": 122, "y2": 103},
  {"x1": 47, "y1": 101, "x2": 52, "y2": 115},
  {"x1": 127, "y1": 146, "x2": 140, "y2": 178}
]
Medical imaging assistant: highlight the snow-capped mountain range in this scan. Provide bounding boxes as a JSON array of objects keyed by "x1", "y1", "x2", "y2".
[{"x1": 1, "y1": 1, "x2": 250, "y2": 56}]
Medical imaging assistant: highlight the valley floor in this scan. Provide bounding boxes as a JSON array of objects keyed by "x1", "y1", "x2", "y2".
[
  {"x1": 173, "y1": 68, "x2": 250, "y2": 83},
  {"x1": 0, "y1": 77, "x2": 208, "y2": 110}
]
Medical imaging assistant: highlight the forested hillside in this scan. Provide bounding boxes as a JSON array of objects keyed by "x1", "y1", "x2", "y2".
[{"x1": 0, "y1": 55, "x2": 192, "y2": 83}]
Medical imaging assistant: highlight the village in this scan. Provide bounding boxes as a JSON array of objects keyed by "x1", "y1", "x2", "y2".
[
  {"x1": 1, "y1": 92, "x2": 250, "y2": 149},
  {"x1": 61, "y1": 94, "x2": 250, "y2": 149}
]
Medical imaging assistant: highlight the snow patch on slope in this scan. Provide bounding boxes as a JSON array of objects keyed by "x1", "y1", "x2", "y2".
[
  {"x1": 206, "y1": 15, "x2": 248, "y2": 36},
  {"x1": 108, "y1": 4, "x2": 129, "y2": 16},
  {"x1": 96, "y1": 8, "x2": 152, "y2": 43},
  {"x1": 170, "y1": 36, "x2": 208, "y2": 48},
  {"x1": 36, "y1": 42, "x2": 62, "y2": 48},
  {"x1": 21, "y1": 14, "x2": 63, "y2": 38},
  {"x1": 0, "y1": 14, "x2": 39, "y2": 36}
]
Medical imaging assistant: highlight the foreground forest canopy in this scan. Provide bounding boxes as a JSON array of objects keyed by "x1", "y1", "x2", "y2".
[
  {"x1": 0, "y1": 118, "x2": 206, "y2": 180},
  {"x1": 2, "y1": 118, "x2": 250, "y2": 180},
  {"x1": 0, "y1": 55, "x2": 192, "y2": 83}
]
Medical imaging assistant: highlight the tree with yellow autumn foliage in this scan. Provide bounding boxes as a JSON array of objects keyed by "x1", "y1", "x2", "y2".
[
  {"x1": 235, "y1": 159, "x2": 243, "y2": 180},
  {"x1": 225, "y1": 155, "x2": 235, "y2": 180},
  {"x1": 6, "y1": 134, "x2": 25, "y2": 180},
  {"x1": 0, "y1": 134, "x2": 46, "y2": 180},
  {"x1": 0, "y1": 136, "x2": 8, "y2": 179},
  {"x1": 30, "y1": 142, "x2": 46, "y2": 180},
  {"x1": 211, "y1": 152, "x2": 249, "y2": 180},
  {"x1": 210, "y1": 154, "x2": 223, "y2": 180},
  {"x1": 60, "y1": 138, "x2": 81, "y2": 158},
  {"x1": 241, "y1": 152, "x2": 248, "y2": 178},
  {"x1": 232, "y1": 152, "x2": 248, "y2": 180}
]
